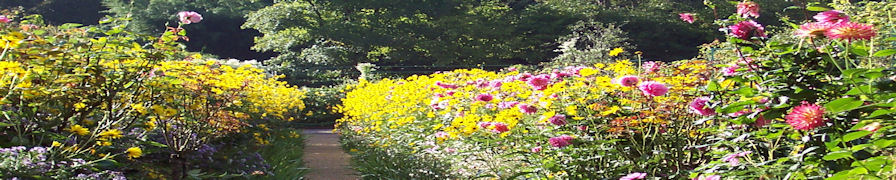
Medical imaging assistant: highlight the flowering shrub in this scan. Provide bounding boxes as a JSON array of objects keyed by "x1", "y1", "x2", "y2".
[
  {"x1": 337, "y1": 57, "x2": 720, "y2": 178},
  {"x1": 0, "y1": 12, "x2": 305, "y2": 179}
]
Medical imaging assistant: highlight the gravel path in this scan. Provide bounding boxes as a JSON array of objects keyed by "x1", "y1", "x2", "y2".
[{"x1": 302, "y1": 129, "x2": 359, "y2": 180}]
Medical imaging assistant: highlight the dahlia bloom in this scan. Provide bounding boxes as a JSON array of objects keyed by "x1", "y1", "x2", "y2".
[
  {"x1": 825, "y1": 22, "x2": 877, "y2": 42},
  {"x1": 736, "y1": 1, "x2": 760, "y2": 18},
  {"x1": 642, "y1": 61, "x2": 660, "y2": 73},
  {"x1": 491, "y1": 122, "x2": 510, "y2": 133},
  {"x1": 177, "y1": 11, "x2": 203, "y2": 24},
  {"x1": 498, "y1": 101, "x2": 519, "y2": 109},
  {"x1": 722, "y1": 65, "x2": 739, "y2": 76},
  {"x1": 619, "y1": 172, "x2": 647, "y2": 180},
  {"x1": 549, "y1": 135, "x2": 574, "y2": 148},
  {"x1": 814, "y1": 10, "x2": 850, "y2": 24},
  {"x1": 689, "y1": 97, "x2": 716, "y2": 116},
  {"x1": 729, "y1": 20, "x2": 767, "y2": 40},
  {"x1": 637, "y1": 81, "x2": 669, "y2": 97},
  {"x1": 722, "y1": 151, "x2": 752, "y2": 166},
  {"x1": 475, "y1": 94, "x2": 494, "y2": 102},
  {"x1": 794, "y1": 22, "x2": 831, "y2": 38},
  {"x1": 614, "y1": 75, "x2": 641, "y2": 87},
  {"x1": 0, "y1": 16, "x2": 10, "y2": 23},
  {"x1": 519, "y1": 103, "x2": 538, "y2": 114},
  {"x1": 548, "y1": 115, "x2": 567, "y2": 126},
  {"x1": 527, "y1": 74, "x2": 551, "y2": 90},
  {"x1": 693, "y1": 175, "x2": 721, "y2": 180},
  {"x1": 435, "y1": 81, "x2": 458, "y2": 89},
  {"x1": 679, "y1": 13, "x2": 696, "y2": 24},
  {"x1": 785, "y1": 101, "x2": 827, "y2": 130}
]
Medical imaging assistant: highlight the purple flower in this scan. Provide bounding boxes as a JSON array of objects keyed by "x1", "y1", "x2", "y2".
[
  {"x1": 474, "y1": 94, "x2": 494, "y2": 102},
  {"x1": 548, "y1": 115, "x2": 567, "y2": 126},
  {"x1": 549, "y1": 135, "x2": 574, "y2": 148},
  {"x1": 620, "y1": 172, "x2": 647, "y2": 180},
  {"x1": 518, "y1": 103, "x2": 537, "y2": 114}
]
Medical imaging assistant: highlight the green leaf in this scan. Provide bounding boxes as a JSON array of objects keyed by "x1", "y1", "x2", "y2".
[
  {"x1": 825, "y1": 98, "x2": 864, "y2": 113},
  {"x1": 826, "y1": 170, "x2": 850, "y2": 180},
  {"x1": 806, "y1": 6, "x2": 831, "y2": 11},
  {"x1": 706, "y1": 81, "x2": 721, "y2": 91},
  {"x1": 823, "y1": 151, "x2": 852, "y2": 160},
  {"x1": 868, "y1": 109, "x2": 895, "y2": 118},
  {"x1": 842, "y1": 130, "x2": 872, "y2": 142},
  {"x1": 873, "y1": 49, "x2": 896, "y2": 57},
  {"x1": 873, "y1": 139, "x2": 895, "y2": 149},
  {"x1": 719, "y1": 100, "x2": 756, "y2": 114}
]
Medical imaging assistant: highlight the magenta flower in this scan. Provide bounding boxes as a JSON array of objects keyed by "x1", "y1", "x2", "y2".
[
  {"x1": 435, "y1": 81, "x2": 459, "y2": 89},
  {"x1": 498, "y1": 101, "x2": 519, "y2": 109},
  {"x1": 478, "y1": 122, "x2": 493, "y2": 129},
  {"x1": 689, "y1": 97, "x2": 716, "y2": 116},
  {"x1": 722, "y1": 65, "x2": 739, "y2": 76},
  {"x1": 475, "y1": 93, "x2": 494, "y2": 102},
  {"x1": 177, "y1": 11, "x2": 203, "y2": 24},
  {"x1": 736, "y1": 1, "x2": 760, "y2": 18},
  {"x1": 693, "y1": 175, "x2": 721, "y2": 180},
  {"x1": 518, "y1": 103, "x2": 538, "y2": 114},
  {"x1": 0, "y1": 16, "x2": 10, "y2": 23},
  {"x1": 785, "y1": 101, "x2": 827, "y2": 130},
  {"x1": 794, "y1": 22, "x2": 832, "y2": 38},
  {"x1": 825, "y1": 22, "x2": 877, "y2": 42},
  {"x1": 679, "y1": 13, "x2": 696, "y2": 23},
  {"x1": 642, "y1": 61, "x2": 660, "y2": 73},
  {"x1": 729, "y1": 20, "x2": 767, "y2": 40},
  {"x1": 814, "y1": 10, "x2": 850, "y2": 25},
  {"x1": 491, "y1": 122, "x2": 510, "y2": 133},
  {"x1": 434, "y1": 131, "x2": 449, "y2": 139},
  {"x1": 527, "y1": 74, "x2": 551, "y2": 90},
  {"x1": 722, "y1": 151, "x2": 752, "y2": 166},
  {"x1": 531, "y1": 146, "x2": 542, "y2": 153},
  {"x1": 548, "y1": 135, "x2": 574, "y2": 148},
  {"x1": 614, "y1": 75, "x2": 641, "y2": 87},
  {"x1": 637, "y1": 81, "x2": 669, "y2": 97},
  {"x1": 548, "y1": 115, "x2": 567, "y2": 126},
  {"x1": 619, "y1": 172, "x2": 647, "y2": 180}
]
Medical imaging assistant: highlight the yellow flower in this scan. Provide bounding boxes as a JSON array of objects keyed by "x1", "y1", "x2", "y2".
[
  {"x1": 99, "y1": 129, "x2": 123, "y2": 139},
  {"x1": 52, "y1": 141, "x2": 62, "y2": 147},
  {"x1": 73, "y1": 103, "x2": 87, "y2": 110},
  {"x1": 578, "y1": 67, "x2": 597, "y2": 77},
  {"x1": 600, "y1": 106, "x2": 621, "y2": 116},
  {"x1": 609, "y1": 47, "x2": 624, "y2": 57},
  {"x1": 126, "y1": 147, "x2": 143, "y2": 159},
  {"x1": 69, "y1": 125, "x2": 90, "y2": 136}
]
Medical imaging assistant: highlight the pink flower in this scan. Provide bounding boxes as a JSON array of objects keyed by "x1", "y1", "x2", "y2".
[
  {"x1": 689, "y1": 97, "x2": 716, "y2": 116},
  {"x1": 491, "y1": 122, "x2": 510, "y2": 133},
  {"x1": 177, "y1": 11, "x2": 203, "y2": 24},
  {"x1": 478, "y1": 122, "x2": 493, "y2": 129},
  {"x1": 577, "y1": 125, "x2": 588, "y2": 131},
  {"x1": 795, "y1": 22, "x2": 832, "y2": 38},
  {"x1": 498, "y1": 101, "x2": 519, "y2": 109},
  {"x1": 722, "y1": 151, "x2": 752, "y2": 166},
  {"x1": 679, "y1": 13, "x2": 696, "y2": 23},
  {"x1": 531, "y1": 146, "x2": 542, "y2": 153},
  {"x1": 434, "y1": 131, "x2": 449, "y2": 139},
  {"x1": 527, "y1": 74, "x2": 551, "y2": 90},
  {"x1": 0, "y1": 16, "x2": 10, "y2": 23},
  {"x1": 549, "y1": 135, "x2": 574, "y2": 148},
  {"x1": 736, "y1": 1, "x2": 760, "y2": 18},
  {"x1": 825, "y1": 22, "x2": 877, "y2": 42},
  {"x1": 642, "y1": 61, "x2": 660, "y2": 73},
  {"x1": 728, "y1": 20, "x2": 767, "y2": 40},
  {"x1": 519, "y1": 103, "x2": 538, "y2": 114},
  {"x1": 475, "y1": 94, "x2": 494, "y2": 102},
  {"x1": 752, "y1": 115, "x2": 770, "y2": 127},
  {"x1": 723, "y1": 65, "x2": 739, "y2": 76},
  {"x1": 693, "y1": 175, "x2": 721, "y2": 180},
  {"x1": 637, "y1": 81, "x2": 669, "y2": 96},
  {"x1": 614, "y1": 75, "x2": 641, "y2": 87},
  {"x1": 548, "y1": 115, "x2": 567, "y2": 126},
  {"x1": 435, "y1": 81, "x2": 459, "y2": 89},
  {"x1": 619, "y1": 172, "x2": 647, "y2": 180},
  {"x1": 814, "y1": 10, "x2": 850, "y2": 24},
  {"x1": 860, "y1": 122, "x2": 881, "y2": 132},
  {"x1": 785, "y1": 101, "x2": 826, "y2": 130}
]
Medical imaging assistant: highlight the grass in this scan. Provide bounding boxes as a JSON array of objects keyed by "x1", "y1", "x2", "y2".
[{"x1": 251, "y1": 128, "x2": 308, "y2": 179}]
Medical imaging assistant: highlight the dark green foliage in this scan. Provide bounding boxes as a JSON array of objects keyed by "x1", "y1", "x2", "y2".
[
  {"x1": 102, "y1": 0, "x2": 275, "y2": 60},
  {"x1": 0, "y1": 0, "x2": 106, "y2": 25}
]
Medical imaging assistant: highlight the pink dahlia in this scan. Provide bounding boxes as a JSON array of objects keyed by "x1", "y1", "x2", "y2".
[
  {"x1": 723, "y1": 65, "x2": 739, "y2": 76},
  {"x1": 785, "y1": 101, "x2": 827, "y2": 130},
  {"x1": 729, "y1": 20, "x2": 767, "y2": 40},
  {"x1": 722, "y1": 151, "x2": 752, "y2": 166},
  {"x1": 642, "y1": 61, "x2": 660, "y2": 73},
  {"x1": 637, "y1": 81, "x2": 669, "y2": 97},
  {"x1": 478, "y1": 122, "x2": 493, "y2": 129},
  {"x1": 619, "y1": 172, "x2": 647, "y2": 180},
  {"x1": 548, "y1": 135, "x2": 574, "y2": 148},
  {"x1": 527, "y1": 74, "x2": 551, "y2": 90},
  {"x1": 736, "y1": 1, "x2": 760, "y2": 18},
  {"x1": 679, "y1": 13, "x2": 696, "y2": 24},
  {"x1": 475, "y1": 94, "x2": 494, "y2": 102},
  {"x1": 794, "y1": 22, "x2": 832, "y2": 38},
  {"x1": 177, "y1": 11, "x2": 203, "y2": 24},
  {"x1": 0, "y1": 15, "x2": 10, "y2": 23},
  {"x1": 435, "y1": 81, "x2": 459, "y2": 89},
  {"x1": 614, "y1": 75, "x2": 641, "y2": 87},
  {"x1": 548, "y1": 115, "x2": 567, "y2": 126},
  {"x1": 693, "y1": 175, "x2": 721, "y2": 180},
  {"x1": 519, "y1": 103, "x2": 538, "y2": 114},
  {"x1": 491, "y1": 122, "x2": 510, "y2": 133},
  {"x1": 689, "y1": 97, "x2": 716, "y2": 116},
  {"x1": 814, "y1": 10, "x2": 850, "y2": 24},
  {"x1": 498, "y1": 101, "x2": 519, "y2": 109},
  {"x1": 825, "y1": 22, "x2": 877, "y2": 42}
]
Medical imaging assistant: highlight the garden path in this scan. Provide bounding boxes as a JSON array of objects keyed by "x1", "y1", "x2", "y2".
[{"x1": 302, "y1": 128, "x2": 359, "y2": 180}]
